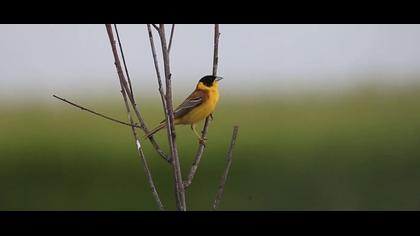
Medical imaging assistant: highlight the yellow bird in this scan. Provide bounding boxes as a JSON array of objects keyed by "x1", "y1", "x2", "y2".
[{"x1": 145, "y1": 75, "x2": 223, "y2": 142}]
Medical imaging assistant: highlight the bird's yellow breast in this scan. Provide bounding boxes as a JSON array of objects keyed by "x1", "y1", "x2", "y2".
[{"x1": 176, "y1": 86, "x2": 219, "y2": 125}]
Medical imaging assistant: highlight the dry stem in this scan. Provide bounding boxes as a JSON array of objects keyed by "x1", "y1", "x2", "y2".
[
  {"x1": 213, "y1": 125, "x2": 239, "y2": 210},
  {"x1": 155, "y1": 24, "x2": 186, "y2": 211},
  {"x1": 52, "y1": 94, "x2": 141, "y2": 129},
  {"x1": 168, "y1": 24, "x2": 175, "y2": 54},
  {"x1": 184, "y1": 24, "x2": 220, "y2": 188},
  {"x1": 106, "y1": 24, "x2": 164, "y2": 210},
  {"x1": 107, "y1": 25, "x2": 170, "y2": 162}
]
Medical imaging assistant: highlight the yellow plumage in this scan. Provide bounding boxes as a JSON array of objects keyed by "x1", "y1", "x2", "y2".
[
  {"x1": 176, "y1": 82, "x2": 219, "y2": 125},
  {"x1": 145, "y1": 75, "x2": 222, "y2": 141}
]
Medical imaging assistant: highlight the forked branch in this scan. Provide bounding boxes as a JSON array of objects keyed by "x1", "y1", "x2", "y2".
[
  {"x1": 146, "y1": 24, "x2": 169, "y2": 128},
  {"x1": 105, "y1": 24, "x2": 164, "y2": 210},
  {"x1": 148, "y1": 24, "x2": 186, "y2": 211},
  {"x1": 56, "y1": 24, "x2": 237, "y2": 211},
  {"x1": 184, "y1": 24, "x2": 220, "y2": 188},
  {"x1": 107, "y1": 24, "x2": 170, "y2": 163},
  {"x1": 114, "y1": 24, "x2": 134, "y2": 99},
  {"x1": 120, "y1": 79, "x2": 165, "y2": 211}
]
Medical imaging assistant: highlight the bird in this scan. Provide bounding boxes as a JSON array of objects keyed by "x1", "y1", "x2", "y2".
[{"x1": 144, "y1": 75, "x2": 223, "y2": 143}]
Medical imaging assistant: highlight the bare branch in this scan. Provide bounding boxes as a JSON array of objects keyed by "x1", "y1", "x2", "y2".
[
  {"x1": 52, "y1": 94, "x2": 141, "y2": 129},
  {"x1": 131, "y1": 99, "x2": 170, "y2": 162},
  {"x1": 106, "y1": 24, "x2": 169, "y2": 163},
  {"x1": 114, "y1": 24, "x2": 134, "y2": 99},
  {"x1": 213, "y1": 125, "x2": 239, "y2": 210},
  {"x1": 157, "y1": 24, "x2": 186, "y2": 211},
  {"x1": 146, "y1": 24, "x2": 169, "y2": 130},
  {"x1": 121, "y1": 79, "x2": 165, "y2": 211},
  {"x1": 184, "y1": 24, "x2": 220, "y2": 188},
  {"x1": 212, "y1": 24, "x2": 220, "y2": 76},
  {"x1": 183, "y1": 118, "x2": 211, "y2": 188},
  {"x1": 113, "y1": 24, "x2": 170, "y2": 161},
  {"x1": 168, "y1": 24, "x2": 175, "y2": 54},
  {"x1": 106, "y1": 24, "x2": 165, "y2": 210},
  {"x1": 152, "y1": 24, "x2": 159, "y2": 31}
]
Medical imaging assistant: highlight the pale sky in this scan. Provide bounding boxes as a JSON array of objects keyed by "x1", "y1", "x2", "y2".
[{"x1": 1, "y1": 24, "x2": 420, "y2": 102}]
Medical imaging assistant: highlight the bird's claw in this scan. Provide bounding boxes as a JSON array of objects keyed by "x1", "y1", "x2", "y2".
[{"x1": 209, "y1": 114, "x2": 214, "y2": 121}]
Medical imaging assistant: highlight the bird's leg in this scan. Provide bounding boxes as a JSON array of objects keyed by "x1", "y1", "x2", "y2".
[
  {"x1": 191, "y1": 124, "x2": 207, "y2": 145},
  {"x1": 209, "y1": 113, "x2": 214, "y2": 121}
]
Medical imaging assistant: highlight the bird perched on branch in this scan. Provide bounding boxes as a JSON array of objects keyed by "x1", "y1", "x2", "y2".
[{"x1": 144, "y1": 75, "x2": 223, "y2": 143}]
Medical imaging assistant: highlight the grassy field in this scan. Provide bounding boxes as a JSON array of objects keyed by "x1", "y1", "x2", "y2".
[{"x1": 1, "y1": 86, "x2": 420, "y2": 210}]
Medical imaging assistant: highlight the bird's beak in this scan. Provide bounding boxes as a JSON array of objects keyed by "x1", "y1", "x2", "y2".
[{"x1": 215, "y1": 76, "x2": 224, "y2": 81}]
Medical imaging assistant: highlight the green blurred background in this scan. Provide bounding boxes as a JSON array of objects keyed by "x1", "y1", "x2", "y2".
[
  {"x1": 2, "y1": 24, "x2": 420, "y2": 211},
  {"x1": 2, "y1": 83, "x2": 420, "y2": 210}
]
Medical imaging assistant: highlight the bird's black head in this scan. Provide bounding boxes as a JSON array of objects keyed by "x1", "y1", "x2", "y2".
[{"x1": 199, "y1": 75, "x2": 223, "y2": 87}]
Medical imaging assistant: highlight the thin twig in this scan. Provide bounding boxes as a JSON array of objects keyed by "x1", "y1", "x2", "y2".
[
  {"x1": 120, "y1": 79, "x2": 165, "y2": 211},
  {"x1": 152, "y1": 24, "x2": 159, "y2": 31},
  {"x1": 168, "y1": 24, "x2": 175, "y2": 54},
  {"x1": 212, "y1": 24, "x2": 220, "y2": 76},
  {"x1": 157, "y1": 24, "x2": 186, "y2": 211},
  {"x1": 146, "y1": 24, "x2": 169, "y2": 129},
  {"x1": 114, "y1": 24, "x2": 134, "y2": 99},
  {"x1": 106, "y1": 24, "x2": 170, "y2": 163},
  {"x1": 52, "y1": 94, "x2": 141, "y2": 129},
  {"x1": 130, "y1": 96, "x2": 170, "y2": 162},
  {"x1": 106, "y1": 24, "x2": 165, "y2": 210},
  {"x1": 113, "y1": 24, "x2": 170, "y2": 161},
  {"x1": 213, "y1": 125, "x2": 239, "y2": 210},
  {"x1": 183, "y1": 119, "x2": 210, "y2": 188},
  {"x1": 184, "y1": 24, "x2": 220, "y2": 188}
]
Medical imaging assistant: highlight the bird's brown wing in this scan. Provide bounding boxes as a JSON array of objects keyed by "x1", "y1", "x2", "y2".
[{"x1": 173, "y1": 90, "x2": 208, "y2": 119}]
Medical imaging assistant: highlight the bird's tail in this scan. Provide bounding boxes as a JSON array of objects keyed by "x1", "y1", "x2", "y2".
[{"x1": 143, "y1": 122, "x2": 167, "y2": 139}]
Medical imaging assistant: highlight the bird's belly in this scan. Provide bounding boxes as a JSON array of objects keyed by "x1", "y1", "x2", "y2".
[{"x1": 177, "y1": 101, "x2": 216, "y2": 125}]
